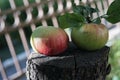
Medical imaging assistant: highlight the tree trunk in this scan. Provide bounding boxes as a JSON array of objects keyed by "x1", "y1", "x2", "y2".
[{"x1": 26, "y1": 43, "x2": 111, "y2": 80}]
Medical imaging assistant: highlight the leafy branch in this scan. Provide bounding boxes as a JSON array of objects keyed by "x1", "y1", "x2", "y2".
[{"x1": 58, "y1": 0, "x2": 120, "y2": 29}]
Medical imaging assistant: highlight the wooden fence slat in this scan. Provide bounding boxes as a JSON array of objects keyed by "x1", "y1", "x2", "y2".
[
  {"x1": 23, "y1": 0, "x2": 33, "y2": 23},
  {"x1": 0, "y1": 59, "x2": 8, "y2": 80},
  {"x1": 30, "y1": 23, "x2": 36, "y2": 32},
  {"x1": 51, "y1": 16, "x2": 59, "y2": 27},
  {"x1": 5, "y1": 33, "x2": 22, "y2": 73},
  {"x1": 18, "y1": 28, "x2": 30, "y2": 57},
  {"x1": 0, "y1": 11, "x2": 5, "y2": 32},
  {"x1": 57, "y1": 0, "x2": 64, "y2": 13}
]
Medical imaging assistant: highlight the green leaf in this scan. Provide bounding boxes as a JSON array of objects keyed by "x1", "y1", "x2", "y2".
[
  {"x1": 58, "y1": 13, "x2": 86, "y2": 29},
  {"x1": 92, "y1": 17, "x2": 101, "y2": 24},
  {"x1": 73, "y1": 4, "x2": 98, "y2": 17},
  {"x1": 105, "y1": 0, "x2": 120, "y2": 24}
]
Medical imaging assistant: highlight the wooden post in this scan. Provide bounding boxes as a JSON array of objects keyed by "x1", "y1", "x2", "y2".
[{"x1": 26, "y1": 43, "x2": 111, "y2": 80}]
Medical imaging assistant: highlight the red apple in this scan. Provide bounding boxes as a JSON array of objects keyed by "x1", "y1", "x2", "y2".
[
  {"x1": 30, "y1": 26, "x2": 69, "y2": 56},
  {"x1": 71, "y1": 23, "x2": 109, "y2": 51}
]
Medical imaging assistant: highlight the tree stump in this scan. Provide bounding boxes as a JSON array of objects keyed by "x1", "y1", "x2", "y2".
[{"x1": 26, "y1": 43, "x2": 111, "y2": 80}]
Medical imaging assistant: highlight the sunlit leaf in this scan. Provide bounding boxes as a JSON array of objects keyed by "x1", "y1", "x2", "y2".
[
  {"x1": 105, "y1": 0, "x2": 120, "y2": 23},
  {"x1": 58, "y1": 13, "x2": 86, "y2": 29}
]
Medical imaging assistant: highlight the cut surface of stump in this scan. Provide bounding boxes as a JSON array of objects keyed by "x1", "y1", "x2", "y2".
[{"x1": 26, "y1": 44, "x2": 111, "y2": 80}]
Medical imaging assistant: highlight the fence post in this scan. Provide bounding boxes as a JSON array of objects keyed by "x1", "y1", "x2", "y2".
[{"x1": 26, "y1": 43, "x2": 111, "y2": 80}]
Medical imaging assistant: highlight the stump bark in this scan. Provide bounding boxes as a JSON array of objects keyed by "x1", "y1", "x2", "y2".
[{"x1": 26, "y1": 44, "x2": 111, "y2": 80}]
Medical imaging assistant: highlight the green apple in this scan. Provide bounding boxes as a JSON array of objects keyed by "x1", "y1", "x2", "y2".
[{"x1": 71, "y1": 23, "x2": 109, "y2": 51}]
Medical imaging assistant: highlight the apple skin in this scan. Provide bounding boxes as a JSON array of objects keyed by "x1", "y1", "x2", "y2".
[
  {"x1": 71, "y1": 23, "x2": 109, "y2": 51},
  {"x1": 30, "y1": 26, "x2": 69, "y2": 56}
]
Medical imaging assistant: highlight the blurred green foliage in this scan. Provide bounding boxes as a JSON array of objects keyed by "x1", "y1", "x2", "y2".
[{"x1": 107, "y1": 39, "x2": 120, "y2": 80}]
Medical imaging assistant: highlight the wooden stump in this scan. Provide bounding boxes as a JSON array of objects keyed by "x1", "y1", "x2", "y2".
[{"x1": 26, "y1": 44, "x2": 111, "y2": 80}]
